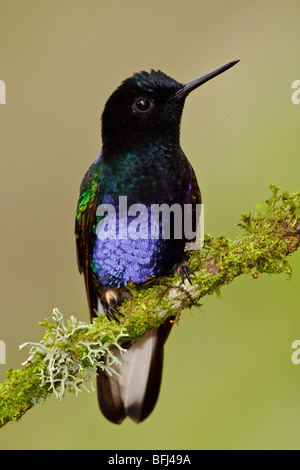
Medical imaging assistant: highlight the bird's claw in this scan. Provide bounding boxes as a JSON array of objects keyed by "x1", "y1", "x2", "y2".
[
  {"x1": 179, "y1": 263, "x2": 194, "y2": 286},
  {"x1": 104, "y1": 299, "x2": 125, "y2": 323}
]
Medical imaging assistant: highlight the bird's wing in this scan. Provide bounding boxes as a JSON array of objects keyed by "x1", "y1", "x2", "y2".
[
  {"x1": 75, "y1": 157, "x2": 102, "y2": 317},
  {"x1": 189, "y1": 164, "x2": 202, "y2": 208},
  {"x1": 186, "y1": 164, "x2": 202, "y2": 248}
]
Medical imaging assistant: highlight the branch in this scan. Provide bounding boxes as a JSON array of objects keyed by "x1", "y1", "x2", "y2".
[{"x1": 0, "y1": 184, "x2": 299, "y2": 429}]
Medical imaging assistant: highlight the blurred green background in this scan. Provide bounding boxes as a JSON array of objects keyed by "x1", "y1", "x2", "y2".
[{"x1": 0, "y1": 0, "x2": 300, "y2": 450}]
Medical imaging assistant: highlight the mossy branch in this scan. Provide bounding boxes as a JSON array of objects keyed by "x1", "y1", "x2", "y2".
[{"x1": 1, "y1": 185, "x2": 299, "y2": 429}]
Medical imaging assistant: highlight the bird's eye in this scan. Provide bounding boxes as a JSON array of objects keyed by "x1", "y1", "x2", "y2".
[{"x1": 134, "y1": 98, "x2": 153, "y2": 112}]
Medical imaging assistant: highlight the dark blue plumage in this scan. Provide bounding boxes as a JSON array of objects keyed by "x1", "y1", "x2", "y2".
[
  {"x1": 91, "y1": 139, "x2": 196, "y2": 286},
  {"x1": 75, "y1": 61, "x2": 239, "y2": 424}
]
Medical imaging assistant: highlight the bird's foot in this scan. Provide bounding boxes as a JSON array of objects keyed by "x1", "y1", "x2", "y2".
[
  {"x1": 178, "y1": 262, "x2": 194, "y2": 286},
  {"x1": 104, "y1": 288, "x2": 126, "y2": 322},
  {"x1": 104, "y1": 300, "x2": 125, "y2": 323}
]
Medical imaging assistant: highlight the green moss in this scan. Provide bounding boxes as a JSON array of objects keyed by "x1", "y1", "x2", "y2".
[{"x1": 0, "y1": 360, "x2": 49, "y2": 427}]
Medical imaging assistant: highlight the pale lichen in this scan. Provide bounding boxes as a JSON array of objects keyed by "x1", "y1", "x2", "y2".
[{"x1": 20, "y1": 309, "x2": 128, "y2": 401}]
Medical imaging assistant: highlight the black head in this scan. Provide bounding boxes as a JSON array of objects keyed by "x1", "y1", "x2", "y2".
[
  {"x1": 101, "y1": 69, "x2": 184, "y2": 157},
  {"x1": 101, "y1": 60, "x2": 239, "y2": 158}
]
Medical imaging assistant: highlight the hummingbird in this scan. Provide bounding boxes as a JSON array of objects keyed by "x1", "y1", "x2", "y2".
[{"x1": 75, "y1": 60, "x2": 239, "y2": 424}]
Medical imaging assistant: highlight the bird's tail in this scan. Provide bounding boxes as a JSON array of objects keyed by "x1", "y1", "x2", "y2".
[{"x1": 96, "y1": 320, "x2": 173, "y2": 424}]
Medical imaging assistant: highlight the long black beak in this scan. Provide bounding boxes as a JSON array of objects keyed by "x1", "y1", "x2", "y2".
[{"x1": 170, "y1": 60, "x2": 240, "y2": 101}]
